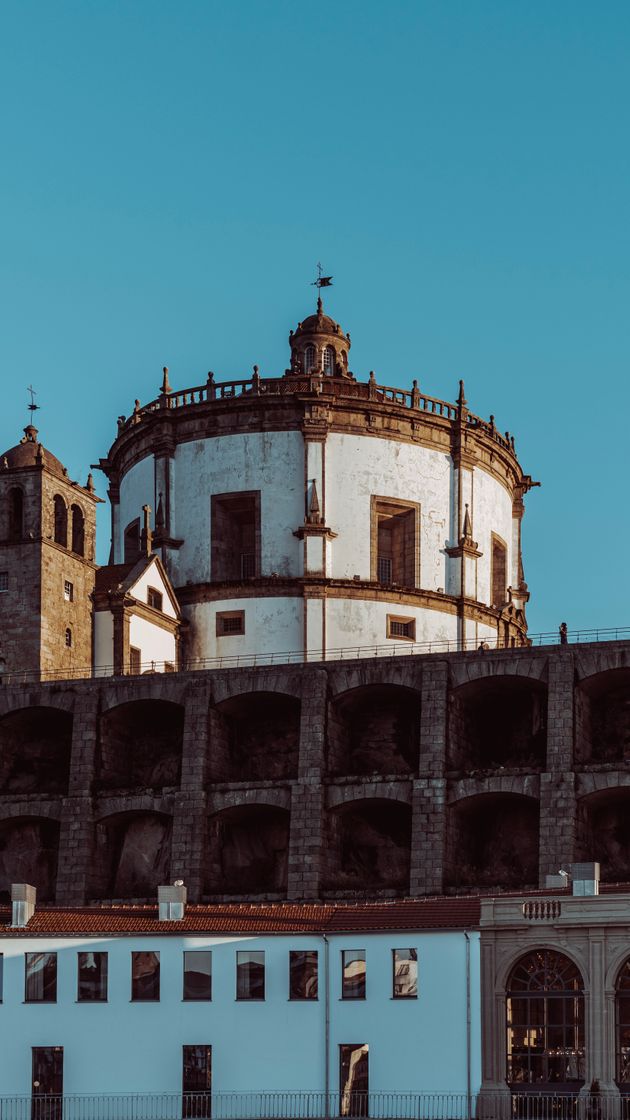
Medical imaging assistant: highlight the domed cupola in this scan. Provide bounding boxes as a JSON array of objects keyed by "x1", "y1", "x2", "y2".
[{"x1": 288, "y1": 296, "x2": 352, "y2": 378}]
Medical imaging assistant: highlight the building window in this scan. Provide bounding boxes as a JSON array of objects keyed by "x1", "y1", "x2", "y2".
[
  {"x1": 129, "y1": 646, "x2": 141, "y2": 674},
  {"x1": 124, "y1": 518, "x2": 140, "y2": 562},
  {"x1": 64, "y1": 580, "x2": 73, "y2": 602},
  {"x1": 615, "y1": 959, "x2": 630, "y2": 1083},
  {"x1": 323, "y1": 345, "x2": 335, "y2": 375},
  {"x1": 216, "y1": 610, "x2": 245, "y2": 637},
  {"x1": 491, "y1": 534, "x2": 508, "y2": 609},
  {"x1": 147, "y1": 587, "x2": 163, "y2": 611},
  {"x1": 304, "y1": 344, "x2": 317, "y2": 373},
  {"x1": 78, "y1": 952, "x2": 108, "y2": 1002},
  {"x1": 386, "y1": 615, "x2": 416, "y2": 642},
  {"x1": 290, "y1": 951, "x2": 318, "y2": 1000},
  {"x1": 32, "y1": 1047, "x2": 63, "y2": 1115},
  {"x1": 371, "y1": 497, "x2": 419, "y2": 588},
  {"x1": 25, "y1": 952, "x2": 57, "y2": 1002},
  {"x1": 65, "y1": 628, "x2": 72, "y2": 648},
  {"x1": 131, "y1": 951, "x2": 160, "y2": 1001},
  {"x1": 53, "y1": 495, "x2": 68, "y2": 547},
  {"x1": 8, "y1": 488, "x2": 24, "y2": 541},
  {"x1": 339, "y1": 1044, "x2": 369, "y2": 1118},
  {"x1": 71, "y1": 504, "x2": 85, "y2": 556},
  {"x1": 0, "y1": 572, "x2": 8, "y2": 592},
  {"x1": 183, "y1": 952, "x2": 212, "y2": 1001},
  {"x1": 506, "y1": 949, "x2": 584, "y2": 1087},
  {"x1": 211, "y1": 491, "x2": 260, "y2": 582},
  {"x1": 393, "y1": 948, "x2": 417, "y2": 998},
  {"x1": 342, "y1": 950, "x2": 366, "y2": 1000},
  {"x1": 183, "y1": 1045, "x2": 212, "y2": 1119},
  {"x1": 236, "y1": 950, "x2": 265, "y2": 1000}
]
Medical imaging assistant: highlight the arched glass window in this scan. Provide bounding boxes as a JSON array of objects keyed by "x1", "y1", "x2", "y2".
[
  {"x1": 506, "y1": 950, "x2": 584, "y2": 1088},
  {"x1": 54, "y1": 495, "x2": 68, "y2": 547},
  {"x1": 124, "y1": 518, "x2": 140, "y2": 562},
  {"x1": 71, "y1": 504, "x2": 85, "y2": 556},
  {"x1": 304, "y1": 345, "x2": 317, "y2": 373},
  {"x1": 616, "y1": 960, "x2": 630, "y2": 1083},
  {"x1": 323, "y1": 345, "x2": 335, "y2": 375},
  {"x1": 8, "y1": 488, "x2": 23, "y2": 540}
]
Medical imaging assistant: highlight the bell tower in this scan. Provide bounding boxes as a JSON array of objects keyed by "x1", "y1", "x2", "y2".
[{"x1": 0, "y1": 425, "x2": 100, "y2": 681}]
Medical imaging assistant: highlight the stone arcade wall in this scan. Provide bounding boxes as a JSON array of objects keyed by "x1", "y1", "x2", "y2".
[{"x1": 3, "y1": 639, "x2": 630, "y2": 905}]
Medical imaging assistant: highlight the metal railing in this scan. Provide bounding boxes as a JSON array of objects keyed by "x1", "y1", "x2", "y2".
[
  {"x1": 0, "y1": 1093, "x2": 477, "y2": 1120},
  {"x1": 3, "y1": 626, "x2": 630, "y2": 686}
]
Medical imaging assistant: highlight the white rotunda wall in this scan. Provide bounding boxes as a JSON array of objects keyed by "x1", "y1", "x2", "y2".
[{"x1": 117, "y1": 454, "x2": 155, "y2": 560}]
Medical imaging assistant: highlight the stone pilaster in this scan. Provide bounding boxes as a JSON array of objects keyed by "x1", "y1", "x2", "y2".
[
  {"x1": 546, "y1": 652, "x2": 574, "y2": 772},
  {"x1": 538, "y1": 771, "x2": 577, "y2": 884},
  {"x1": 56, "y1": 693, "x2": 99, "y2": 904},
  {"x1": 170, "y1": 681, "x2": 211, "y2": 900},
  {"x1": 288, "y1": 669, "x2": 327, "y2": 899},
  {"x1": 410, "y1": 778, "x2": 446, "y2": 895},
  {"x1": 419, "y1": 660, "x2": 448, "y2": 775}
]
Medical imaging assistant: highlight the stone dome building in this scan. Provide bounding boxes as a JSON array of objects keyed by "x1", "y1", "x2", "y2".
[{"x1": 97, "y1": 297, "x2": 537, "y2": 667}]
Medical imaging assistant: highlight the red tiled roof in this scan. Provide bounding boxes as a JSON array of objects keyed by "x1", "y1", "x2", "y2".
[{"x1": 0, "y1": 897, "x2": 481, "y2": 936}]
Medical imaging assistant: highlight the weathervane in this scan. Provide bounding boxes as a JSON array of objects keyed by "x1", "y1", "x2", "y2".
[
  {"x1": 311, "y1": 262, "x2": 333, "y2": 308},
  {"x1": 27, "y1": 385, "x2": 40, "y2": 426}
]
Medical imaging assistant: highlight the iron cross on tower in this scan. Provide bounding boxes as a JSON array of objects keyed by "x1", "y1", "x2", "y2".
[
  {"x1": 311, "y1": 263, "x2": 333, "y2": 309},
  {"x1": 26, "y1": 385, "x2": 40, "y2": 425}
]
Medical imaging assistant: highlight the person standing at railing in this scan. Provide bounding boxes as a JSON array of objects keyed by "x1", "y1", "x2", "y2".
[{"x1": 559, "y1": 622, "x2": 568, "y2": 645}]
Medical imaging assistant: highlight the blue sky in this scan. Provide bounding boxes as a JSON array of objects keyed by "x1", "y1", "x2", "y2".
[{"x1": 1, "y1": 0, "x2": 629, "y2": 635}]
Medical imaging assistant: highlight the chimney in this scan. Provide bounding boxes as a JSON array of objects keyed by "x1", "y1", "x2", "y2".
[
  {"x1": 11, "y1": 883, "x2": 36, "y2": 927},
  {"x1": 158, "y1": 880, "x2": 186, "y2": 921},
  {"x1": 571, "y1": 862, "x2": 600, "y2": 896}
]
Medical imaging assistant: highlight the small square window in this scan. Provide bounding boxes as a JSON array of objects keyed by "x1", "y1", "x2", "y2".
[
  {"x1": 65, "y1": 628, "x2": 72, "y2": 648},
  {"x1": 183, "y1": 951, "x2": 212, "y2": 1001},
  {"x1": 236, "y1": 951, "x2": 265, "y2": 999},
  {"x1": 216, "y1": 610, "x2": 245, "y2": 637},
  {"x1": 393, "y1": 948, "x2": 417, "y2": 998},
  {"x1": 147, "y1": 587, "x2": 163, "y2": 611},
  {"x1": 386, "y1": 615, "x2": 416, "y2": 641},
  {"x1": 290, "y1": 951, "x2": 318, "y2": 1000},
  {"x1": 25, "y1": 953, "x2": 57, "y2": 1002},
  {"x1": 64, "y1": 580, "x2": 73, "y2": 602},
  {"x1": 342, "y1": 950, "x2": 366, "y2": 1000},
  {"x1": 0, "y1": 572, "x2": 8, "y2": 592},
  {"x1": 131, "y1": 951, "x2": 160, "y2": 1001},
  {"x1": 78, "y1": 952, "x2": 108, "y2": 1001}
]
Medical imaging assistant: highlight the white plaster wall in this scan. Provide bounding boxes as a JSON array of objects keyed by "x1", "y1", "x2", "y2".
[
  {"x1": 325, "y1": 434, "x2": 453, "y2": 592},
  {"x1": 326, "y1": 599, "x2": 458, "y2": 655},
  {"x1": 170, "y1": 432, "x2": 304, "y2": 585},
  {"x1": 117, "y1": 455, "x2": 155, "y2": 562},
  {"x1": 183, "y1": 597, "x2": 302, "y2": 664},
  {"x1": 129, "y1": 615, "x2": 177, "y2": 669},
  {"x1": 131, "y1": 563, "x2": 177, "y2": 619},
  {"x1": 0, "y1": 930, "x2": 480, "y2": 1097},
  {"x1": 93, "y1": 611, "x2": 114, "y2": 677},
  {"x1": 471, "y1": 469, "x2": 513, "y2": 606}
]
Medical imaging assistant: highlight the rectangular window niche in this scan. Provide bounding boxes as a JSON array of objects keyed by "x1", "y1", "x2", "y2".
[{"x1": 370, "y1": 496, "x2": 420, "y2": 588}]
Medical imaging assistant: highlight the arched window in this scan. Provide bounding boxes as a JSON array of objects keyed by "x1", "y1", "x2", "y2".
[
  {"x1": 8, "y1": 488, "x2": 23, "y2": 540},
  {"x1": 506, "y1": 950, "x2": 584, "y2": 1088},
  {"x1": 54, "y1": 495, "x2": 68, "y2": 547},
  {"x1": 616, "y1": 960, "x2": 630, "y2": 1083},
  {"x1": 124, "y1": 518, "x2": 140, "y2": 562},
  {"x1": 71, "y1": 504, "x2": 85, "y2": 556},
  {"x1": 323, "y1": 345, "x2": 335, "y2": 375},
  {"x1": 65, "y1": 628, "x2": 72, "y2": 649},
  {"x1": 492, "y1": 534, "x2": 508, "y2": 609},
  {"x1": 304, "y1": 345, "x2": 317, "y2": 373}
]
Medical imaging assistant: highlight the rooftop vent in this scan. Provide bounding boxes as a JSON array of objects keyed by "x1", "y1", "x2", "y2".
[
  {"x1": 11, "y1": 883, "x2": 36, "y2": 927},
  {"x1": 158, "y1": 880, "x2": 186, "y2": 921},
  {"x1": 571, "y1": 862, "x2": 600, "y2": 896}
]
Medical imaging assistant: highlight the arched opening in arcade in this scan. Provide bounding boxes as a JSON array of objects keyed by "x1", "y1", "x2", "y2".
[
  {"x1": 615, "y1": 959, "x2": 630, "y2": 1086},
  {"x1": 204, "y1": 804, "x2": 289, "y2": 897},
  {"x1": 328, "y1": 685, "x2": 420, "y2": 776},
  {"x1": 210, "y1": 692, "x2": 300, "y2": 782},
  {"x1": 506, "y1": 949, "x2": 584, "y2": 1091},
  {"x1": 448, "y1": 676, "x2": 547, "y2": 773},
  {"x1": 96, "y1": 700, "x2": 184, "y2": 792},
  {"x1": 0, "y1": 707, "x2": 73, "y2": 795},
  {"x1": 89, "y1": 811, "x2": 172, "y2": 900},
  {"x1": 446, "y1": 793, "x2": 539, "y2": 890},
  {"x1": 576, "y1": 669, "x2": 630, "y2": 765},
  {"x1": 0, "y1": 817, "x2": 60, "y2": 902},
  {"x1": 324, "y1": 798, "x2": 412, "y2": 895},
  {"x1": 577, "y1": 789, "x2": 630, "y2": 882}
]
